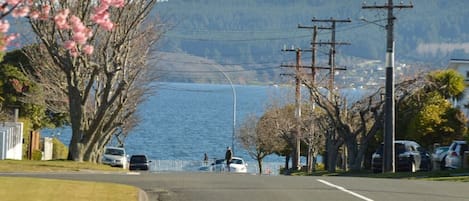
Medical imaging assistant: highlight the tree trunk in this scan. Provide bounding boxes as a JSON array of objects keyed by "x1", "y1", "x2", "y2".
[
  {"x1": 326, "y1": 139, "x2": 342, "y2": 173},
  {"x1": 327, "y1": 145, "x2": 338, "y2": 172},
  {"x1": 257, "y1": 158, "x2": 263, "y2": 175},
  {"x1": 284, "y1": 154, "x2": 290, "y2": 174},
  {"x1": 68, "y1": 141, "x2": 84, "y2": 162},
  {"x1": 307, "y1": 144, "x2": 312, "y2": 173}
]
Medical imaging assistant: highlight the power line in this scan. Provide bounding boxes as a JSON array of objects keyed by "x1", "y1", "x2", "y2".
[
  {"x1": 155, "y1": 66, "x2": 279, "y2": 73},
  {"x1": 165, "y1": 33, "x2": 311, "y2": 42}
]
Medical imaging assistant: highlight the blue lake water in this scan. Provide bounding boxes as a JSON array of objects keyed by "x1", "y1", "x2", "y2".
[
  {"x1": 126, "y1": 82, "x2": 288, "y2": 162},
  {"x1": 44, "y1": 82, "x2": 294, "y2": 171},
  {"x1": 43, "y1": 82, "x2": 371, "y2": 172}
]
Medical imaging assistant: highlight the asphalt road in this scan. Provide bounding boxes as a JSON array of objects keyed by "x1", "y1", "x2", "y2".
[{"x1": 2, "y1": 172, "x2": 469, "y2": 201}]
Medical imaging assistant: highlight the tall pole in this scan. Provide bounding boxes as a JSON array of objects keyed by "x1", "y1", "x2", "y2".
[
  {"x1": 363, "y1": 0, "x2": 413, "y2": 173},
  {"x1": 212, "y1": 65, "x2": 237, "y2": 155},
  {"x1": 281, "y1": 47, "x2": 302, "y2": 171},
  {"x1": 294, "y1": 49, "x2": 302, "y2": 171},
  {"x1": 310, "y1": 18, "x2": 350, "y2": 171}
]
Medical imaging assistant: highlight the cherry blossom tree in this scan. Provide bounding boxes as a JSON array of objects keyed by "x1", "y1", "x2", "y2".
[{"x1": 3, "y1": 0, "x2": 161, "y2": 162}]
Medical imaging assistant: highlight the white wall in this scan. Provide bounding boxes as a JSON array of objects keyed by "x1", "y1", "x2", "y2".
[{"x1": 0, "y1": 122, "x2": 24, "y2": 160}]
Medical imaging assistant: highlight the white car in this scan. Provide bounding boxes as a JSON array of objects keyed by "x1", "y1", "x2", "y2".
[
  {"x1": 210, "y1": 157, "x2": 248, "y2": 173},
  {"x1": 229, "y1": 157, "x2": 248, "y2": 173},
  {"x1": 445, "y1": 141, "x2": 468, "y2": 169},
  {"x1": 102, "y1": 147, "x2": 128, "y2": 169}
]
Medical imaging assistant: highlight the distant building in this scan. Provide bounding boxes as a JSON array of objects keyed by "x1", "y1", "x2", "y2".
[{"x1": 447, "y1": 59, "x2": 469, "y2": 116}]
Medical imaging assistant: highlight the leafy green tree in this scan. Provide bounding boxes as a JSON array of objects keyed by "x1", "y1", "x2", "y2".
[
  {"x1": 0, "y1": 49, "x2": 68, "y2": 129},
  {"x1": 397, "y1": 69, "x2": 467, "y2": 148}
]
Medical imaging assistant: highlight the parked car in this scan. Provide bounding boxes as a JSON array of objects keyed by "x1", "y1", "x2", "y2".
[
  {"x1": 210, "y1": 157, "x2": 248, "y2": 173},
  {"x1": 211, "y1": 158, "x2": 227, "y2": 172},
  {"x1": 431, "y1": 146, "x2": 449, "y2": 170},
  {"x1": 445, "y1": 140, "x2": 468, "y2": 169},
  {"x1": 129, "y1": 155, "x2": 151, "y2": 171},
  {"x1": 371, "y1": 140, "x2": 432, "y2": 173},
  {"x1": 102, "y1": 147, "x2": 128, "y2": 168},
  {"x1": 229, "y1": 157, "x2": 248, "y2": 173}
]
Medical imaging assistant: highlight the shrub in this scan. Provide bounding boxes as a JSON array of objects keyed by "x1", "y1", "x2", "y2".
[
  {"x1": 32, "y1": 150, "x2": 42, "y2": 160},
  {"x1": 52, "y1": 138, "x2": 68, "y2": 160}
]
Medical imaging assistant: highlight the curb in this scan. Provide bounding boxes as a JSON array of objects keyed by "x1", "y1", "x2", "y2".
[{"x1": 138, "y1": 188, "x2": 149, "y2": 201}]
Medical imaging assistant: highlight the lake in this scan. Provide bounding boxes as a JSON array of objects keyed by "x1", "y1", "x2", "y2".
[
  {"x1": 43, "y1": 82, "x2": 370, "y2": 173},
  {"x1": 44, "y1": 82, "x2": 296, "y2": 173}
]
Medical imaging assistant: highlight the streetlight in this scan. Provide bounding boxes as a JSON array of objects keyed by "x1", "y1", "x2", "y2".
[{"x1": 212, "y1": 65, "x2": 237, "y2": 155}]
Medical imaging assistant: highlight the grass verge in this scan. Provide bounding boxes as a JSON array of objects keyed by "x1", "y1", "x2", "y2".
[
  {"x1": 0, "y1": 159, "x2": 127, "y2": 172},
  {"x1": 0, "y1": 160, "x2": 137, "y2": 201},
  {"x1": 0, "y1": 176, "x2": 138, "y2": 201}
]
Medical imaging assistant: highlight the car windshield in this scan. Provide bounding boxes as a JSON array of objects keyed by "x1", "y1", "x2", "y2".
[
  {"x1": 375, "y1": 143, "x2": 407, "y2": 154},
  {"x1": 434, "y1": 147, "x2": 449, "y2": 154},
  {"x1": 231, "y1": 159, "x2": 243, "y2": 164},
  {"x1": 396, "y1": 143, "x2": 406, "y2": 154},
  {"x1": 131, "y1": 156, "x2": 147, "y2": 163},
  {"x1": 105, "y1": 148, "x2": 124, "y2": 156},
  {"x1": 215, "y1": 159, "x2": 225, "y2": 164}
]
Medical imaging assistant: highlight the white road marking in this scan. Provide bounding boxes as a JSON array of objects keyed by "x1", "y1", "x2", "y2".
[{"x1": 317, "y1": 179, "x2": 374, "y2": 201}]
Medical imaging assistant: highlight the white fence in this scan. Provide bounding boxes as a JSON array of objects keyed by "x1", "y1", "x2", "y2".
[
  {"x1": 0, "y1": 122, "x2": 23, "y2": 160},
  {"x1": 149, "y1": 160, "x2": 283, "y2": 175}
]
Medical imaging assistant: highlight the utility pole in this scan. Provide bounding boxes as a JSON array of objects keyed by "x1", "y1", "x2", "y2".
[
  {"x1": 297, "y1": 24, "x2": 318, "y2": 173},
  {"x1": 362, "y1": 0, "x2": 413, "y2": 173},
  {"x1": 297, "y1": 25, "x2": 319, "y2": 90},
  {"x1": 281, "y1": 47, "x2": 303, "y2": 171},
  {"x1": 308, "y1": 18, "x2": 350, "y2": 171},
  {"x1": 311, "y1": 18, "x2": 351, "y2": 97}
]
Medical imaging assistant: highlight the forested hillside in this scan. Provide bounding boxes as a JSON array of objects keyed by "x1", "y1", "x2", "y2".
[{"x1": 152, "y1": 0, "x2": 469, "y2": 84}]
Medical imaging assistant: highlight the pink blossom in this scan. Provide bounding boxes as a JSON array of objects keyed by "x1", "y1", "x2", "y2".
[
  {"x1": 69, "y1": 48, "x2": 78, "y2": 57},
  {"x1": 72, "y1": 32, "x2": 87, "y2": 44},
  {"x1": 84, "y1": 28, "x2": 93, "y2": 38},
  {"x1": 91, "y1": 11, "x2": 110, "y2": 25},
  {"x1": 70, "y1": 15, "x2": 86, "y2": 33},
  {"x1": 83, "y1": 45, "x2": 94, "y2": 55},
  {"x1": 93, "y1": 4, "x2": 110, "y2": 16},
  {"x1": 6, "y1": 0, "x2": 22, "y2": 5},
  {"x1": 0, "y1": 20, "x2": 10, "y2": 33},
  {"x1": 39, "y1": 4, "x2": 51, "y2": 20},
  {"x1": 111, "y1": 0, "x2": 126, "y2": 8},
  {"x1": 64, "y1": 40, "x2": 76, "y2": 50},
  {"x1": 5, "y1": 34, "x2": 18, "y2": 43},
  {"x1": 54, "y1": 9, "x2": 70, "y2": 30},
  {"x1": 29, "y1": 11, "x2": 40, "y2": 19},
  {"x1": 100, "y1": 21, "x2": 114, "y2": 31},
  {"x1": 12, "y1": 6, "x2": 30, "y2": 18}
]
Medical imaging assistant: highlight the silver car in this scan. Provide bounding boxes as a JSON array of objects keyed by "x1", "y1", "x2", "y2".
[
  {"x1": 431, "y1": 146, "x2": 449, "y2": 170},
  {"x1": 102, "y1": 147, "x2": 128, "y2": 169},
  {"x1": 445, "y1": 141, "x2": 468, "y2": 169}
]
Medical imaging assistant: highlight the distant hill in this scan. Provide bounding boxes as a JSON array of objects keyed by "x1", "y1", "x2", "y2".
[{"x1": 19, "y1": 0, "x2": 462, "y2": 86}]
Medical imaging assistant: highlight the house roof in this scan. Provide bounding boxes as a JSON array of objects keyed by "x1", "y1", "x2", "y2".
[{"x1": 448, "y1": 59, "x2": 469, "y2": 70}]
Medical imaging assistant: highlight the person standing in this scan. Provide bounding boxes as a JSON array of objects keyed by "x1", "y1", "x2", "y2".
[
  {"x1": 225, "y1": 147, "x2": 233, "y2": 172},
  {"x1": 203, "y1": 153, "x2": 209, "y2": 166}
]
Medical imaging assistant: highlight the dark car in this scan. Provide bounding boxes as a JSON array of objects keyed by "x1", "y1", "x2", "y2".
[
  {"x1": 371, "y1": 140, "x2": 432, "y2": 173},
  {"x1": 129, "y1": 155, "x2": 151, "y2": 171}
]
